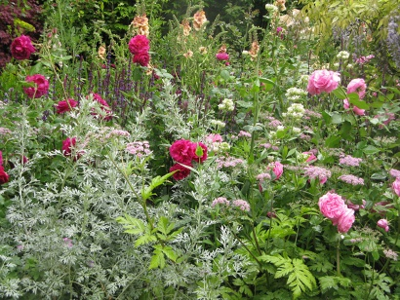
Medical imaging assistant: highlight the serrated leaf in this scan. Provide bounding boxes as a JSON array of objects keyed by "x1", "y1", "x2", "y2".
[
  {"x1": 135, "y1": 234, "x2": 157, "y2": 247},
  {"x1": 161, "y1": 246, "x2": 177, "y2": 262}
]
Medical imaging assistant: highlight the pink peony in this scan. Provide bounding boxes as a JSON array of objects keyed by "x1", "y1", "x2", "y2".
[
  {"x1": 170, "y1": 139, "x2": 195, "y2": 164},
  {"x1": 347, "y1": 78, "x2": 367, "y2": 99},
  {"x1": 23, "y1": 74, "x2": 49, "y2": 98},
  {"x1": 319, "y1": 192, "x2": 347, "y2": 222},
  {"x1": 336, "y1": 208, "x2": 355, "y2": 233},
  {"x1": 216, "y1": 52, "x2": 229, "y2": 61},
  {"x1": 191, "y1": 142, "x2": 208, "y2": 163},
  {"x1": 392, "y1": 177, "x2": 400, "y2": 197},
  {"x1": 377, "y1": 219, "x2": 390, "y2": 232},
  {"x1": 62, "y1": 137, "x2": 84, "y2": 160},
  {"x1": 128, "y1": 35, "x2": 150, "y2": 55},
  {"x1": 133, "y1": 52, "x2": 150, "y2": 67},
  {"x1": 273, "y1": 161, "x2": 284, "y2": 180},
  {"x1": 10, "y1": 35, "x2": 36, "y2": 60},
  {"x1": 169, "y1": 163, "x2": 191, "y2": 180},
  {"x1": 307, "y1": 69, "x2": 340, "y2": 95},
  {"x1": 0, "y1": 166, "x2": 9, "y2": 184},
  {"x1": 55, "y1": 99, "x2": 78, "y2": 114}
]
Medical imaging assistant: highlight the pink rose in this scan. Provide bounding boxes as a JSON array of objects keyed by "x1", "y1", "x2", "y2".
[
  {"x1": 353, "y1": 106, "x2": 365, "y2": 116},
  {"x1": 0, "y1": 166, "x2": 9, "y2": 184},
  {"x1": 303, "y1": 151, "x2": 317, "y2": 163},
  {"x1": 191, "y1": 142, "x2": 208, "y2": 163},
  {"x1": 336, "y1": 208, "x2": 355, "y2": 233},
  {"x1": 128, "y1": 35, "x2": 150, "y2": 55},
  {"x1": 307, "y1": 70, "x2": 340, "y2": 95},
  {"x1": 318, "y1": 192, "x2": 347, "y2": 221},
  {"x1": 273, "y1": 161, "x2": 283, "y2": 180},
  {"x1": 343, "y1": 98, "x2": 350, "y2": 109},
  {"x1": 55, "y1": 99, "x2": 78, "y2": 114},
  {"x1": 347, "y1": 78, "x2": 367, "y2": 99},
  {"x1": 170, "y1": 163, "x2": 191, "y2": 180},
  {"x1": 392, "y1": 177, "x2": 400, "y2": 197},
  {"x1": 216, "y1": 53, "x2": 229, "y2": 61},
  {"x1": 10, "y1": 35, "x2": 36, "y2": 60},
  {"x1": 170, "y1": 139, "x2": 195, "y2": 164},
  {"x1": 23, "y1": 74, "x2": 49, "y2": 98},
  {"x1": 377, "y1": 219, "x2": 389, "y2": 232},
  {"x1": 89, "y1": 93, "x2": 113, "y2": 120},
  {"x1": 133, "y1": 52, "x2": 150, "y2": 67}
]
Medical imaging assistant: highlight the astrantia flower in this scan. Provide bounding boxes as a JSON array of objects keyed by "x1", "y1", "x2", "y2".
[
  {"x1": 11, "y1": 35, "x2": 36, "y2": 60},
  {"x1": 304, "y1": 166, "x2": 331, "y2": 184},
  {"x1": 339, "y1": 155, "x2": 362, "y2": 167},
  {"x1": 128, "y1": 35, "x2": 150, "y2": 55},
  {"x1": 307, "y1": 69, "x2": 340, "y2": 95},
  {"x1": 211, "y1": 197, "x2": 230, "y2": 207},
  {"x1": 377, "y1": 219, "x2": 390, "y2": 232},
  {"x1": 0, "y1": 166, "x2": 9, "y2": 184},
  {"x1": 232, "y1": 199, "x2": 250, "y2": 211},
  {"x1": 170, "y1": 139, "x2": 195, "y2": 164},
  {"x1": 24, "y1": 74, "x2": 49, "y2": 98},
  {"x1": 338, "y1": 174, "x2": 364, "y2": 185},
  {"x1": 55, "y1": 99, "x2": 78, "y2": 114},
  {"x1": 169, "y1": 163, "x2": 191, "y2": 180}
]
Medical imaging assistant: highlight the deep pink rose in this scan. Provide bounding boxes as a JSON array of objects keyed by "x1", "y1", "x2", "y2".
[
  {"x1": 273, "y1": 161, "x2": 283, "y2": 180},
  {"x1": 392, "y1": 177, "x2": 400, "y2": 197},
  {"x1": 343, "y1": 98, "x2": 350, "y2": 109},
  {"x1": 24, "y1": 74, "x2": 49, "y2": 98},
  {"x1": 216, "y1": 53, "x2": 229, "y2": 61},
  {"x1": 377, "y1": 219, "x2": 389, "y2": 232},
  {"x1": 62, "y1": 137, "x2": 84, "y2": 160},
  {"x1": 318, "y1": 192, "x2": 347, "y2": 221},
  {"x1": 0, "y1": 166, "x2": 9, "y2": 184},
  {"x1": 170, "y1": 163, "x2": 191, "y2": 180},
  {"x1": 11, "y1": 35, "x2": 36, "y2": 60},
  {"x1": 347, "y1": 78, "x2": 367, "y2": 99},
  {"x1": 55, "y1": 99, "x2": 78, "y2": 114},
  {"x1": 353, "y1": 106, "x2": 365, "y2": 116},
  {"x1": 303, "y1": 151, "x2": 317, "y2": 163},
  {"x1": 170, "y1": 139, "x2": 195, "y2": 164},
  {"x1": 89, "y1": 93, "x2": 113, "y2": 120},
  {"x1": 128, "y1": 35, "x2": 150, "y2": 55},
  {"x1": 191, "y1": 142, "x2": 208, "y2": 163},
  {"x1": 307, "y1": 70, "x2": 340, "y2": 95},
  {"x1": 133, "y1": 52, "x2": 150, "y2": 67},
  {"x1": 336, "y1": 208, "x2": 355, "y2": 233}
]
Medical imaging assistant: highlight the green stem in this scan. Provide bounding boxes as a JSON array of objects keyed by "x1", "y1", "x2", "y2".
[
  {"x1": 231, "y1": 229, "x2": 262, "y2": 267},
  {"x1": 337, "y1": 237, "x2": 341, "y2": 276}
]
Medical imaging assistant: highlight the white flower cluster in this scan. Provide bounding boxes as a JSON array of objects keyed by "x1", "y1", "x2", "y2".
[
  {"x1": 337, "y1": 51, "x2": 350, "y2": 60},
  {"x1": 265, "y1": 4, "x2": 278, "y2": 12},
  {"x1": 285, "y1": 87, "x2": 308, "y2": 101},
  {"x1": 218, "y1": 98, "x2": 235, "y2": 111},
  {"x1": 211, "y1": 119, "x2": 226, "y2": 128},
  {"x1": 283, "y1": 103, "x2": 305, "y2": 119}
]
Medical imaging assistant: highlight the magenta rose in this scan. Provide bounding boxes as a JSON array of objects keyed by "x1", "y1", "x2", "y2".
[
  {"x1": 336, "y1": 207, "x2": 355, "y2": 233},
  {"x1": 128, "y1": 35, "x2": 150, "y2": 55},
  {"x1": 307, "y1": 70, "x2": 340, "y2": 95},
  {"x1": 318, "y1": 192, "x2": 347, "y2": 221},
  {"x1": 273, "y1": 161, "x2": 283, "y2": 180},
  {"x1": 170, "y1": 139, "x2": 195, "y2": 164},
  {"x1": 89, "y1": 93, "x2": 113, "y2": 121},
  {"x1": 191, "y1": 142, "x2": 208, "y2": 163},
  {"x1": 392, "y1": 177, "x2": 400, "y2": 197},
  {"x1": 133, "y1": 52, "x2": 150, "y2": 67},
  {"x1": 347, "y1": 78, "x2": 367, "y2": 99},
  {"x1": 62, "y1": 137, "x2": 84, "y2": 160},
  {"x1": 216, "y1": 53, "x2": 229, "y2": 61},
  {"x1": 11, "y1": 35, "x2": 36, "y2": 60},
  {"x1": 55, "y1": 99, "x2": 78, "y2": 114},
  {"x1": 0, "y1": 166, "x2": 9, "y2": 184},
  {"x1": 377, "y1": 219, "x2": 389, "y2": 232},
  {"x1": 24, "y1": 74, "x2": 49, "y2": 98},
  {"x1": 170, "y1": 163, "x2": 191, "y2": 180}
]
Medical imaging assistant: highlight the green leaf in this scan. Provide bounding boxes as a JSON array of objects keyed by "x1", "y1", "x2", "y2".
[
  {"x1": 135, "y1": 234, "x2": 157, "y2": 247},
  {"x1": 362, "y1": 145, "x2": 380, "y2": 155},
  {"x1": 161, "y1": 246, "x2": 177, "y2": 262},
  {"x1": 348, "y1": 93, "x2": 369, "y2": 109},
  {"x1": 331, "y1": 113, "x2": 344, "y2": 124},
  {"x1": 325, "y1": 135, "x2": 341, "y2": 148}
]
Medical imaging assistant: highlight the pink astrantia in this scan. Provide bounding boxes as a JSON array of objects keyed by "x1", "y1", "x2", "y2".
[
  {"x1": 392, "y1": 177, "x2": 400, "y2": 197},
  {"x1": 377, "y1": 219, "x2": 390, "y2": 232},
  {"x1": 347, "y1": 78, "x2": 367, "y2": 99},
  {"x1": 338, "y1": 174, "x2": 364, "y2": 185},
  {"x1": 211, "y1": 197, "x2": 230, "y2": 207},
  {"x1": 304, "y1": 166, "x2": 331, "y2": 184},
  {"x1": 232, "y1": 199, "x2": 250, "y2": 211},
  {"x1": 307, "y1": 69, "x2": 340, "y2": 95},
  {"x1": 205, "y1": 134, "x2": 223, "y2": 143},
  {"x1": 339, "y1": 155, "x2": 362, "y2": 167}
]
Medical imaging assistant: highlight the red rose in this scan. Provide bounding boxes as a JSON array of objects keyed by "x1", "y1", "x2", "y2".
[
  {"x1": 0, "y1": 166, "x2": 9, "y2": 184},
  {"x1": 11, "y1": 35, "x2": 36, "y2": 60},
  {"x1": 55, "y1": 99, "x2": 78, "y2": 114},
  {"x1": 62, "y1": 137, "x2": 84, "y2": 160},
  {"x1": 23, "y1": 74, "x2": 49, "y2": 98},
  {"x1": 170, "y1": 163, "x2": 191, "y2": 180},
  {"x1": 170, "y1": 139, "x2": 195, "y2": 164},
  {"x1": 133, "y1": 52, "x2": 150, "y2": 67},
  {"x1": 128, "y1": 35, "x2": 150, "y2": 55},
  {"x1": 89, "y1": 93, "x2": 113, "y2": 121}
]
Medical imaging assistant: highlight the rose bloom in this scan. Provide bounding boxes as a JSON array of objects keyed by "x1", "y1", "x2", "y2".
[
  {"x1": 0, "y1": 166, "x2": 9, "y2": 184},
  {"x1": 170, "y1": 139, "x2": 195, "y2": 164},
  {"x1": 55, "y1": 99, "x2": 78, "y2": 114},
  {"x1": 170, "y1": 163, "x2": 191, "y2": 180},
  {"x1": 191, "y1": 142, "x2": 208, "y2": 163},
  {"x1": 347, "y1": 78, "x2": 367, "y2": 99},
  {"x1": 307, "y1": 69, "x2": 340, "y2": 95},
  {"x1": 318, "y1": 192, "x2": 347, "y2": 221},
  {"x1": 90, "y1": 93, "x2": 112, "y2": 121},
  {"x1": 128, "y1": 35, "x2": 150, "y2": 55},
  {"x1": 62, "y1": 137, "x2": 84, "y2": 160},
  {"x1": 336, "y1": 207, "x2": 355, "y2": 233},
  {"x1": 353, "y1": 106, "x2": 365, "y2": 116},
  {"x1": 133, "y1": 52, "x2": 150, "y2": 67},
  {"x1": 392, "y1": 177, "x2": 400, "y2": 197},
  {"x1": 377, "y1": 219, "x2": 390, "y2": 232},
  {"x1": 273, "y1": 161, "x2": 284, "y2": 180},
  {"x1": 216, "y1": 52, "x2": 229, "y2": 61},
  {"x1": 11, "y1": 35, "x2": 36, "y2": 60},
  {"x1": 24, "y1": 74, "x2": 49, "y2": 98}
]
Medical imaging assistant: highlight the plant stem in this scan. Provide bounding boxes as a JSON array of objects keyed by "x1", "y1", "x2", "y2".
[{"x1": 337, "y1": 236, "x2": 341, "y2": 276}]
